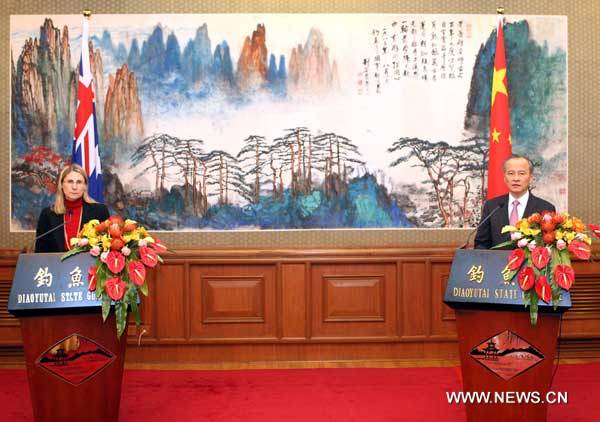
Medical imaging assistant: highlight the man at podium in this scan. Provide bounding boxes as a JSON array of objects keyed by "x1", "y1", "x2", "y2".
[
  {"x1": 35, "y1": 164, "x2": 110, "y2": 253},
  {"x1": 474, "y1": 154, "x2": 555, "y2": 249}
]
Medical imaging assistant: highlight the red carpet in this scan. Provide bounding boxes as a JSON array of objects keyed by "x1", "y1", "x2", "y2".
[{"x1": 1, "y1": 363, "x2": 599, "y2": 421}]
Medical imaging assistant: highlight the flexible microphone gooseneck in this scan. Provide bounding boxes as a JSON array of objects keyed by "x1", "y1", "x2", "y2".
[
  {"x1": 458, "y1": 203, "x2": 505, "y2": 249},
  {"x1": 24, "y1": 209, "x2": 73, "y2": 253}
]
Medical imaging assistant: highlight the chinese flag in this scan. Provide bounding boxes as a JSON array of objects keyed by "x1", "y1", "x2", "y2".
[{"x1": 487, "y1": 17, "x2": 512, "y2": 199}]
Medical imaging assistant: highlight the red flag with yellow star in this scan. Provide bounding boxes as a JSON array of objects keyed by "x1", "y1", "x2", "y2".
[{"x1": 487, "y1": 17, "x2": 512, "y2": 199}]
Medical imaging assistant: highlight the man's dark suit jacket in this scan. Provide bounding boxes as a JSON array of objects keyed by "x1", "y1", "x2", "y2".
[
  {"x1": 35, "y1": 202, "x2": 110, "y2": 253},
  {"x1": 474, "y1": 193, "x2": 555, "y2": 249}
]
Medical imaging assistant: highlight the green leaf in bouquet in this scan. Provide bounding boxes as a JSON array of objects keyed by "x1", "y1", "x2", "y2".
[
  {"x1": 550, "y1": 282, "x2": 561, "y2": 306},
  {"x1": 96, "y1": 264, "x2": 108, "y2": 292},
  {"x1": 530, "y1": 297, "x2": 539, "y2": 326},
  {"x1": 61, "y1": 246, "x2": 86, "y2": 261},
  {"x1": 551, "y1": 247, "x2": 561, "y2": 270},
  {"x1": 101, "y1": 295, "x2": 111, "y2": 321},
  {"x1": 523, "y1": 291, "x2": 531, "y2": 309},
  {"x1": 139, "y1": 281, "x2": 149, "y2": 296},
  {"x1": 97, "y1": 262, "x2": 108, "y2": 278},
  {"x1": 115, "y1": 301, "x2": 128, "y2": 338},
  {"x1": 559, "y1": 249, "x2": 571, "y2": 266},
  {"x1": 492, "y1": 240, "x2": 515, "y2": 249},
  {"x1": 128, "y1": 288, "x2": 141, "y2": 325}
]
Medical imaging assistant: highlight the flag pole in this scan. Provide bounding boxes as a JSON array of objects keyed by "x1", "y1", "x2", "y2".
[
  {"x1": 486, "y1": 5, "x2": 512, "y2": 199},
  {"x1": 497, "y1": 7, "x2": 505, "y2": 26},
  {"x1": 73, "y1": 8, "x2": 104, "y2": 202}
]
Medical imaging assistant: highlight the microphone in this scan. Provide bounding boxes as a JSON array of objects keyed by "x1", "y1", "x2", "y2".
[
  {"x1": 458, "y1": 202, "x2": 505, "y2": 249},
  {"x1": 23, "y1": 209, "x2": 74, "y2": 253}
]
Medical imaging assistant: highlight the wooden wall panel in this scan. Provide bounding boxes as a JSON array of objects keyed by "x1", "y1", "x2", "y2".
[
  {"x1": 323, "y1": 276, "x2": 385, "y2": 322},
  {"x1": 0, "y1": 265, "x2": 20, "y2": 345},
  {"x1": 560, "y1": 261, "x2": 600, "y2": 338},
  {"x1": 127, "y1": 269, "x2": 155, "y2": 341},
  {"x1": 281, "y1": 264, "x2": 306, "y2": 339},
  {"x1": 400, "y1": 262, "x2": 429, "y2": 338},
  {"x1": 430, "y1": 261, "x2": 457, "y2": 339},
  {"x1": 188, "y1": 264, "x2": 277, "y2": 340},
  {"x1": 154, "y1": 264, "x2": 186, "y2": 341},
  {"x1": 202, "y1": 276, "x2": 265, "y2": 323},
  {"x1": 310, "y1": 263, "x2": 397, "y2": 339}
]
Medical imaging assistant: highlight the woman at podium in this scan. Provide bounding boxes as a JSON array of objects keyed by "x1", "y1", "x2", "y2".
[{"x1": 34, "y1": 164, "x2": 110, "y2": 253}]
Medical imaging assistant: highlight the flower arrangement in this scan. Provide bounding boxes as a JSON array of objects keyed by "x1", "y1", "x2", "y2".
[
  {"x1": 497, "y1": 211, "x2": 598, "y2": 325},
  {"x1": 61, "y1": 215, "x2": 167, "y2": 337}
]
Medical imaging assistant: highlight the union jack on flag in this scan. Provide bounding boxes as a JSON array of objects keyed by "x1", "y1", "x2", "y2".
[{"x1": 72, "y1": 16, "x2": 103, "y2": 202}]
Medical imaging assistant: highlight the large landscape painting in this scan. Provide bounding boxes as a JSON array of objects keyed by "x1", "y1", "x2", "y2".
[{"x1": 10, "y1": 14, "x2": 567, "y2": 230}]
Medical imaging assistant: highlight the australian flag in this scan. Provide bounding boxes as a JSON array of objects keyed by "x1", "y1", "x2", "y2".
[{"x1": 72, "y1": 16, "x2": 103, "y2": 202}]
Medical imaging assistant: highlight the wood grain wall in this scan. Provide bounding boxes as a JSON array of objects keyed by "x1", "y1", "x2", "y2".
[{"x1": 1, "y1": 246, "x2": 599, "y2": 365}]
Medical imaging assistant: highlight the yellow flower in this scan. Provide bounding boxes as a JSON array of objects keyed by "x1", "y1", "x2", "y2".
[
  {"x1": 555, "y1": 230, "x2": 564, "y2": 240},
  {"x1": 125, "y1": 219, "x2": 137, "y2": 226},
  {"x1": 523, "y1": 228, "x2": 541, "y2": 236},
  {"x1": 83, "y1": 227, "x2": 97, "y2": 239},
  {"x1": 89, "y1": 237, "x2": 99, "y2": 247},
  {"x1": 102, "y1": 236, "x2": 111, "y2": 250},
  {"x1": 70, "y1": 237, "x2": 80, "y2": 246},
  {"x1": 565, "y1": 232, "x2": 576, "y2": 242},
  {"x1": 143, "y1": 236, "x2": 155, "y2": 244},
  {"x1": 563, "y1": 219, "x2": 573, "y2": 229},
  {"x1": 516, "y1": 220, "x2": 530, "y2": 232},
  {"x1": 573, "y1": 220, "x2": 586, "y2": 233},
  {"x1": 501, "y1": 225, "x2": 518, "y2": 233},
  {"x1": 123, "y1": 235, "x2": 131, "y2": 244}
]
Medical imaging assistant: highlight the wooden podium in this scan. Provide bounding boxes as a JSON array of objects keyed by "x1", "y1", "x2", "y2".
[
  {"x1": 8, "y1": 253, "x2": 127, "y2": 422},
  {"x1": 444, "y1": 249, "x2": 571, "y2": 422}
]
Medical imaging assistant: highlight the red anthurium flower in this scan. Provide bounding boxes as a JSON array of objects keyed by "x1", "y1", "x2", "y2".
[
  {"x1": 106, "y1": 250, "x2": 126, "y2": 274},
  {"x1": 507, "y1": 249, "x2": 525, "y2": 270},
  {"x1": 531, "y1": 246, "x2": 550, "y2": 269},
  {"x1": 517, "y1": 266, "x2": 535, "y2": 291},
  {"x1": 105, "y1": 277, "x2": 126, "y2": 301},
  {"x1": 535, "y1": 275, "x2": 552, "y2": 303},
  {"x1": 149, "y1": 236, "x2": 167, "y2": 253},
  {"x1": 88, "y1": 266, "x2": 97, "y2": 292},
  {"x1": 568, "y1": 240, "x2": 591, "y2": 260},
  {"x1": 128, "y1": 261, "x2": 146, "y2": 286},
  {"x1": 554, "y1": 265, "x2": 575, "y2": 291},
  {"x1": 589, "y1": 224, "x2": 600, "y2": 239},
  {"x1": 139, "y1": 246, "x2": 158, "y2": 268}
]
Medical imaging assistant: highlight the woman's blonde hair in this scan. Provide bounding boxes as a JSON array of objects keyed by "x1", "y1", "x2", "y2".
[{"x1": 53, "y1": 164, "x2": 96, "y2": 214}]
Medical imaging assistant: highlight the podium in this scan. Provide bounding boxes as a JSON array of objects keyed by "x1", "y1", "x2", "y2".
[
  {"x1": 8, "y1": 253, "x2": 127, "y2": 422},
  {"x1": 444, "y1": 249, "x2": 571, "y2": 422}
]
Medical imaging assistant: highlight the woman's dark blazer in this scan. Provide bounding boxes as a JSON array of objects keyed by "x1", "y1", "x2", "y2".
[{"x1": 34, "y1": 202, "x2": 110, "y2": 253}]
